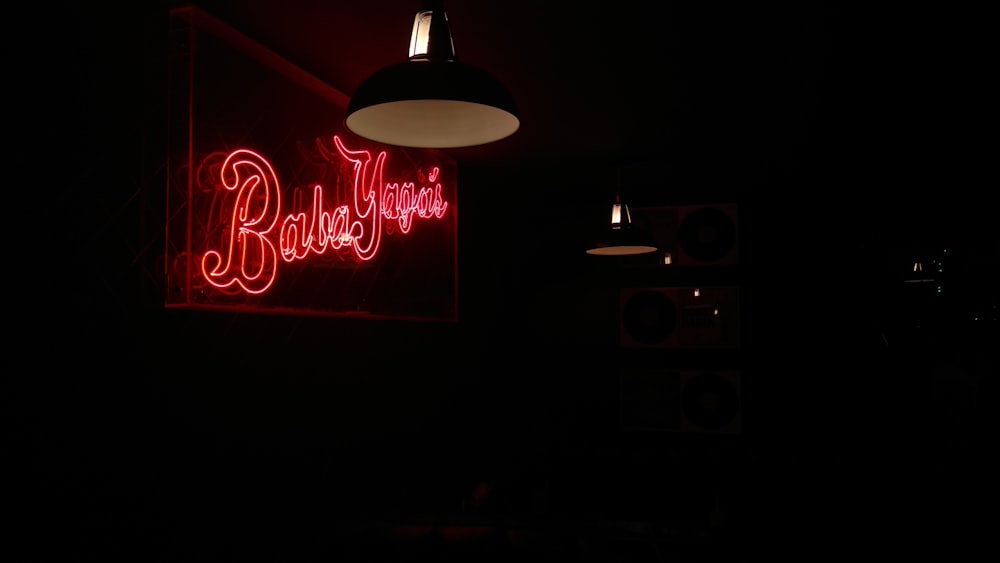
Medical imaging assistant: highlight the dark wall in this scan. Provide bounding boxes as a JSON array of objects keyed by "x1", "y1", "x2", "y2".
[{"x1": 10, "y1": 2, "x2": 994, "y2": 561}]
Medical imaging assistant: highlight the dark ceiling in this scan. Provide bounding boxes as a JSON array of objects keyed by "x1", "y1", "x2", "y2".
[
  {"x1": 180, "y1": 0, "x2": 849, "y2": 170},
  {"x1": 144, "y1": 1, "x2": 991, "y2": 246}
]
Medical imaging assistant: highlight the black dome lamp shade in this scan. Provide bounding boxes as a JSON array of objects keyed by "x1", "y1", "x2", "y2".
[{"x1": 345, "y1": 0, "x2": 520, "y2": 149}]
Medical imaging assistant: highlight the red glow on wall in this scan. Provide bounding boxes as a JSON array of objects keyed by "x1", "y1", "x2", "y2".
[{"x1": 166, "y1": 7, "x2": 458, "y2": 321}]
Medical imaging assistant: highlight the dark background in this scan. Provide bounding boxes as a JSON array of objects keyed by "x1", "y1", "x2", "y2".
[{"x1": 9, "y1": 1, "x2": 995, "y2": 561}]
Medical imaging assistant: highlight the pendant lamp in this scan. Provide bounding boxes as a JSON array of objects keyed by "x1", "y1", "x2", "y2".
[
  {"x1": 586, "y1": 168, "x2": 658, "y2": 256},
  {"x1": 345, "y1": 0, "x2": 520, "y2": 149},
  {"x1": 585, "y1": 193, "x2": 658, "y2": 256}
]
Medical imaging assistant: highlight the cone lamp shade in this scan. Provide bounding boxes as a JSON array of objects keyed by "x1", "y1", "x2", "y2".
[{"x1": 586, "y1": 198, "x2": 658, "y2": 256}]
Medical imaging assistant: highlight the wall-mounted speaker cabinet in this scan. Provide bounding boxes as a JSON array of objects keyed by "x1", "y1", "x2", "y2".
[
  {"x1": 620, "y1": 368, "x2": 741, "y2": 434},
  {"x1": 630, "y1": 204, "x2": 739, "y2": 267},
  {"x1": 619, "y1": 286, "x2": 740, "y2": 349}
]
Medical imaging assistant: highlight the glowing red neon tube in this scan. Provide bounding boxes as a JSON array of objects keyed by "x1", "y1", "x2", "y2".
[{"x1": 200, "y1": 135, "x2": 449, "y2": 296}]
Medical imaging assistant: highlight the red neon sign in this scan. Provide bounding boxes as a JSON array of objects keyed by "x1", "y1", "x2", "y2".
[
  {"x1": 166, "y1": 7, "x2": 458, "y2": 321},
  {"x1": 201, "y1": 136, "x2": 449, "y2": 296}
]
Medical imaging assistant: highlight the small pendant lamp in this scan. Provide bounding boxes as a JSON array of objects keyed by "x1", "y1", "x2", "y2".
[
  {"x1": 585, "y1": 194, "x2": 659, "y2": 256},
  {"x1": 586, "y1": 169, "x2": 658, "y2": 256},
  {"x1": 345, "y1": 0, "x2": 520, "y2": 149}
]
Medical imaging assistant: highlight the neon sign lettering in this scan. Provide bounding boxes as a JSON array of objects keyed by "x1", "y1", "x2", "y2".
[{"x1": 200, "y1": 135, "x2": 449, "y2": 296}]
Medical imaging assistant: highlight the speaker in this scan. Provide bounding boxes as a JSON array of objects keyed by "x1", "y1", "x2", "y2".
[
  {"x1": 620, "y1": 368, "x2": 741, "y2": 434},
  {"x1": 630, "y1": 204, "x2": 739, "y2": 266},
  {"x1": 619, "y1": 286, "x2": 740, "y2": 349}
]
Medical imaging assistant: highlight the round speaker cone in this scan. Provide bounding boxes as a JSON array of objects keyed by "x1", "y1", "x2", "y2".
[
  {"x1": 678, "y1": 207, "x2": 736, "y2": 262},
  {"x1": 681, "y1": 372, "x2": 740, "y2": 430}
]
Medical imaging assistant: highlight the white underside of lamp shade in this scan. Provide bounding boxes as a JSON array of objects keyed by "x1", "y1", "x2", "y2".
[{"x1": 345, "y1": 99, "x2": 520, "y2": 148}]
